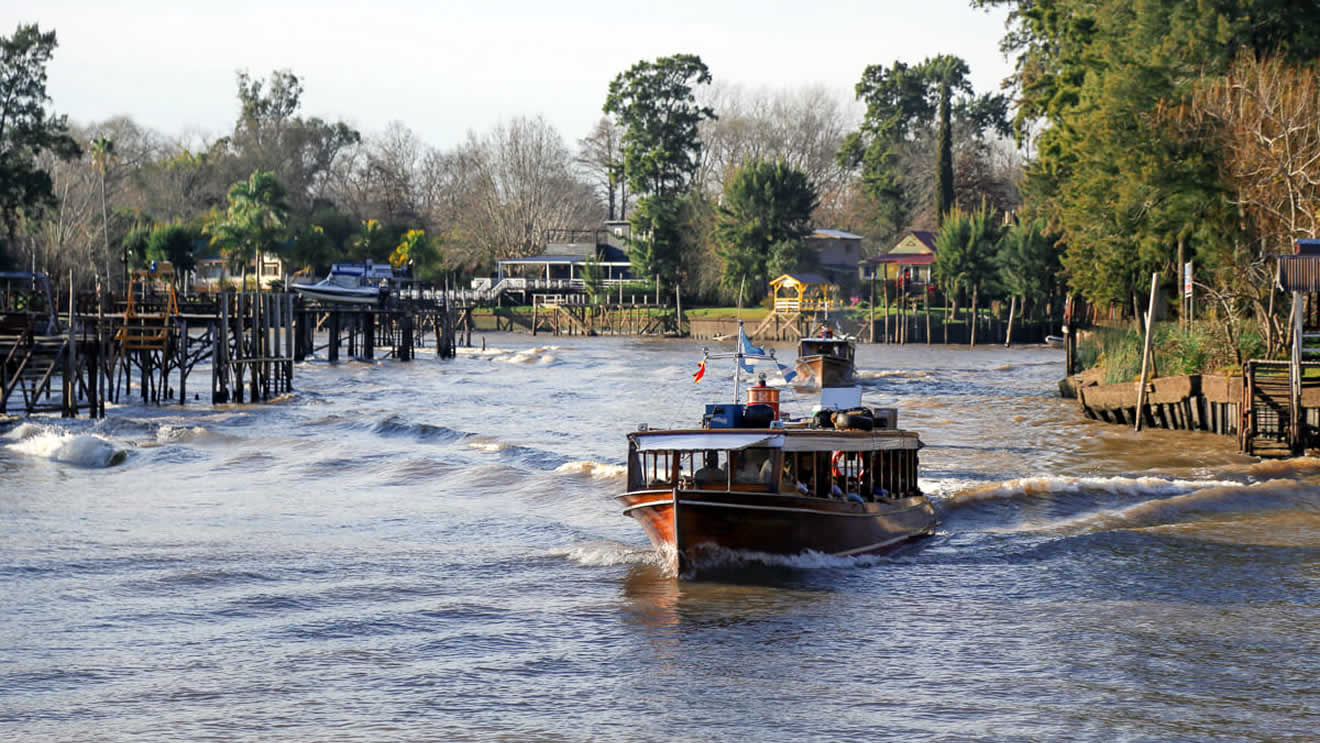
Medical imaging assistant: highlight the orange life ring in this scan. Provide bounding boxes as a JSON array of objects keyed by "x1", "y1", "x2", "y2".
[{"x1": 830, "y1": 451, "x2": 865, "y2": 480}]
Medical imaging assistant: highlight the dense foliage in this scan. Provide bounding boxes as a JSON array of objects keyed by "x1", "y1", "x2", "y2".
[
  {"x1": 714, "y1": 160, "x2": 819, "y2": 301},
  {"x1": 603, "y1": 54, "x2": 717, "y2": 288},
  {"x1": 14, "y1": 2, "x2": 1320, "y2": 361},
  {"x1": 0, "y1": 24, "x2": 80, "y2": 267}
]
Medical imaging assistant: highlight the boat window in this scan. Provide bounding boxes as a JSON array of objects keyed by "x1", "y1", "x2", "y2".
[
  {"x1": 787, "y1": 452, "x2": 824, "y2": 498},
  {"x1": 689, "y1": 450, "x2": 729, "y2": 488},
  {"x1": 639, "y1": 450, "x2": 673, "y2": 488},
  {"x1": 731, "y1": 447, "x2": 776, "y2": 485}
]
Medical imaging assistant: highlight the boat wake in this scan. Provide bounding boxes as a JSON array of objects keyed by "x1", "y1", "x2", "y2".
[
  {"x1": 459, "y1": 345, "x2": 561, "y2": 365},
  {"x1": 548, "y1": 541, "x2": 664, "y2": 568},
  {"x1": 935, "y1": 473, "x2": 1320, "y2": 547},
  {"x1": 943, "y1": 474, "x2": 1239, "y2": 506},
  {"x1": 554, "y1": 460, "x2": 627, "y2": 480},
  {"x1": 687, "y1": 546, "x2": 924, "y2": 572},
  {"x1": 2, "y1": 422, "x2": 129, "y2": 468},
  {"x1": 1028, "y1": 480, "x2": 1320, "y2": 537},
  {"x1": 372, "y1": 414, "x2": 467, "y2": 443}
]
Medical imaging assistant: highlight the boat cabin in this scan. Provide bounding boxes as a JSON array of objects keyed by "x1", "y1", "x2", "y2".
[
  {"x1": 326, "y1": 262, "x2": 394, "y2": 288},
  {"x1": 798, "y1": 336, "x2": 854, "y2": 363},
  {"x1": 626, "y1": 427, "x2": 920, "y2": 503}
]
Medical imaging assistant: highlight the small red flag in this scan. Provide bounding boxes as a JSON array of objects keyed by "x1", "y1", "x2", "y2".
[{"x1": 692, "y1": 360, "x2": 706, "y2": 383}]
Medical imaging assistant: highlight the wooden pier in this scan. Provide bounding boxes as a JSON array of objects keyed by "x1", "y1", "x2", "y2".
[{"x1": 1, "y1": 280, "x2": 457, "y2": 419}]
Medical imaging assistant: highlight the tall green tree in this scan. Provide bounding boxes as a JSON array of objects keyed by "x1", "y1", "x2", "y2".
[
  {"x1": 979, "y1": 0, "x2": 1320, "y2": 317},
  {"x1": 929, "y1": 57, "x2": 962, "y2": 225},
  {"x1": 603, "y1": 54, "x2": 716, "y2": 288},
  {"x1": 204, "y1": 170, "x2": 290, "y2": 289},
  {"x1": 714, "y1": 159, "x2": 819, "y2": 300},
  {"x1": 626, "y1": 195, "x2": 692, "y2": 290},
  {"x1": 350, "y1": 218, "x2": 392, "y2": 263},
  {"x1": 933, "y1": 204, "x2": 1000, "y2": 344},
  {"x1": 388, "y1": 228, "x2": 443, "y2": 281},
  {"x1": 146, "y1": 222, "x2": 201, "y2": 289},
  {"x1": 89, "y1": 136, "x2": 116, "y2": 288},
  {"x1": 0, "y1": 24, "x2": 81, "y2": 266},
  {"x1": 226, "y1": 69, "x2": 360, "y2": 211},
  {"x1": 996, "y1": 218, "x2": 1060, "y2": 319},
  {"x1": 839, "y1": 55, "x2": 1008, "y2": 242}
]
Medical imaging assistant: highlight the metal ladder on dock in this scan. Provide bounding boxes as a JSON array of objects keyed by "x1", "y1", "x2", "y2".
[{"x1": 1242, "y1": 361, "x2": 1293, "y2": 457}]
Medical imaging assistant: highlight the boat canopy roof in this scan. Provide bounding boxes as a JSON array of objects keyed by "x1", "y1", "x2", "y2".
[
  {"x1": 634, "y1": 432, "x2": 782, "y2": 452},
  {"x1": 632, "y1": 429, "x2": 917, "y2": 452},
  {"x1": 800, "y1": 337, "x2": 851, "y2": 348}
]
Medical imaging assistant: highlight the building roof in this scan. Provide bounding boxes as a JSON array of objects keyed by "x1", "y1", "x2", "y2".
[
  {"x1": 861, "y1": 253, "x2": 936, "y2": 266},
  {"x1": 498, "y1": 249, "x2": 631, "y2": 266},
  {"x1": 770, "y1": 272, "x2": 832, "y2": 287},
  {"x1": 1296, "y1": 238, "x2": 1320, "y2": 255},
  {"x1": 811, "y1": 228, "x2": 863, "y2": 240},
  {"x1": 909, "y1": 230, "x2": 937, "y2": 250}
]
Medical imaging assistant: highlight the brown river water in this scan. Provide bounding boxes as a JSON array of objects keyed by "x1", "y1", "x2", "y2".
[{"x1": 1, "y1": 335, "x2": 1315, "y2": 741}]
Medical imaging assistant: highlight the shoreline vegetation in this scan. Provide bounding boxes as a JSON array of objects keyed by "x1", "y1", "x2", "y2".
[
  {"x1": 1061, "y1": 319, "x2": 1274, "y2": 440},
  {"x1": 7, "y1": 7, "x2": 1320, "y2": 447}
]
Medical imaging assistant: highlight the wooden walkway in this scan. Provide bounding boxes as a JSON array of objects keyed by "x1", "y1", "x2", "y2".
[{"x1": 2, "y1": 290, "x2": 458, "y2": 419}]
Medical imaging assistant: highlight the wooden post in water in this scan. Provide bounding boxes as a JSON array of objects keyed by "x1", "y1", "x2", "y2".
[
  {"x1": 63, "y1": 271, "x2": 76, "y2": 417},
  {"x1": 363, "y1": 309, "x2": 374, "y2": 360},
  {"x1": 285, "y1": 294, "x2": 294, "y2": 389},
  {"x1": 868, "y1": 276, "x2": 875, "y2": 343},
  {"x1": 924, "y1": 288, "x2": 931, "y2": 345},
  {"x1": 675, "y1": 285, "x2": 683, "y2": 337},
  {"x1": 1134, "y1": 273, "x2": 1159, "y2": 431},
  {"x1": 328, "y1": 310, "x2": 340, "y2": 362},
  {"x1": 1290, "y1": 290, "x2": 1303, "y2": 455},
  {"x1": 882, "y1": 280, "x2": 889, "y2": 343},
  {"x1": 1005, "y1": 295, "x2": 1016, "y2": 348}
]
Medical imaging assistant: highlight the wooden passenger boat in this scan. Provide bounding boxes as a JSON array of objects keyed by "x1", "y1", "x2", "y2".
[
  {"x1": 793, "y1": 330, "x2": 855, "y2": 388},
  {"x1": 618, "y1": 333, "x2": 934, "y2": 574}
]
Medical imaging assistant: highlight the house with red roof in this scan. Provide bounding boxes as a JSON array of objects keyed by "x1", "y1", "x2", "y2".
[{"x1": 858, "y1": 230, "x2": 937, "y2": 288}]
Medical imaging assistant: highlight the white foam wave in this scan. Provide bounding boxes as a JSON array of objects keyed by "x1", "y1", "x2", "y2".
[
  {"x1": 466, "y1": 437, "x2": 508, "y2": 453},
  {"x1": 548, "y1": 541, "x2": 658, "y2": 567},
  {"x1": 459, "y1": 345, "x2": 561, "y2": 365},
  {"x1": 2, "y1": 421, "x2": 46, "y2": 442},
  {"x1": 948, "y1": 474, "x2": 1239, "y2": 505},
  {"x1": 856, "y1": 369, "x2": 931, "y2": 380},
  {"x1": 6, "y1": 428, "x2": 128, "y2": 468},
  {"x1": 554, "y1": 460, "x2": 627, "y2": 480},
  {"x1": 155, "y1": 425, "x2": 211, "y2": 444}
]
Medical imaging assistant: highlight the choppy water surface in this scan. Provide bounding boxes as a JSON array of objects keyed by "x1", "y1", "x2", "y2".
[{"x1": 2, "y1": 336, "x2": 1316, "y2": 742}]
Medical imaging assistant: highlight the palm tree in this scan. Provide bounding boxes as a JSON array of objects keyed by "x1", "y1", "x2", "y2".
[
  {"x1": 933, "y1": 204, "x2": 998, "y2": 345},
  {"x1": 89, "y1": 136, "x2": 116, "y2": 291},
  {"x1": 205, "y1": 170, "x2": 290, "y2": 290}
]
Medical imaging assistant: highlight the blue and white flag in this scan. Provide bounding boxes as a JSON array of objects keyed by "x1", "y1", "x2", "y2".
[
  {"x1": 777, "y1": 361, "x2": 798, "y2": 384},
  {"x1": 738, "y1": 326, "x2": 764, "y2": 373}
]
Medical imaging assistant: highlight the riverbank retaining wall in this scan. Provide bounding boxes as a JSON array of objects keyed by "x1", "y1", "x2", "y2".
[{"x1": 1065, "y1": 373, "x2": 1242, "y2": 436}]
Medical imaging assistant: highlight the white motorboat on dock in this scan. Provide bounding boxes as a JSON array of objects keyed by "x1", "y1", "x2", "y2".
[{"x1": 292, "y1": 262, "x2": 394, "y2": 305}]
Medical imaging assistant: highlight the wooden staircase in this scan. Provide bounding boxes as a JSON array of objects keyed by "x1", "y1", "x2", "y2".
[
  {"x1": 1, "y1": 328, "x2": 73, "y2": 415},
  {"x1": 1242, "y1": 361, "x2": 1292, "y2": 457}
]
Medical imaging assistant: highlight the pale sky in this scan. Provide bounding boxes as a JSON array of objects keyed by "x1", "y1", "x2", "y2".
[{"x1": 11, "y1": 0, "x2": 1016, "y2": 148}]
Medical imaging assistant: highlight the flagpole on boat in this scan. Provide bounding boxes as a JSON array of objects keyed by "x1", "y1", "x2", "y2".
[{"x1": 734, "y1": 318, "x2": 744, "y2": 405}]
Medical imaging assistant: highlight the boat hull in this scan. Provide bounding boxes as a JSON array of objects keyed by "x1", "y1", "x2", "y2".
[
  {"x1": 291, "y1": 285, "x2": 384, "y2": 305},
  {"x1": 617, "y1": 488, "x2": 936, "y2": 573},
  {"x1": 794, "y1": 354, "x2": 855, "y2": 388}
]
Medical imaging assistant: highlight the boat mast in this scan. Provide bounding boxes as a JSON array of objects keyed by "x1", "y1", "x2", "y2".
[{"x1": 733, "y1": 319, "x2": 745, "y2": 405}]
